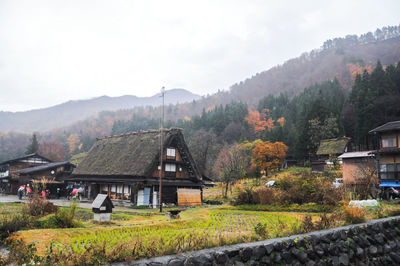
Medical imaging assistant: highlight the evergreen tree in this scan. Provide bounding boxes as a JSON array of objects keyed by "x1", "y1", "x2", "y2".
[{"x1": 25, "y1": 133, "x2": 39, "y2": 154}]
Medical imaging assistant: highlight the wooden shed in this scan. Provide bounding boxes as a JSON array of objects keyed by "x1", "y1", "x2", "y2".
[{"x1": 338, "y1": 151, "x2": 376, "y2": 185}]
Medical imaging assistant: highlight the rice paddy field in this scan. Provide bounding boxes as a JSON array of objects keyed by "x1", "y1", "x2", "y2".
[{"x1": 10, "y1": 204, "x2": 307, "y2": 262}]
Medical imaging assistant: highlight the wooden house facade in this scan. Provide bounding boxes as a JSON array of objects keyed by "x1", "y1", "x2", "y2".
[
  {"x1": 16, "y1": 161, "x2": 74, "y2": 195},
  {"x1": 69, "y1": 128, "x2": 203, "y2": 206},
  {"x1": 369, "y1": 121, "x2": 400, "y2": 187},
  {"x1": 0, "y1": 153, "x2": 52, "y2": 194}
]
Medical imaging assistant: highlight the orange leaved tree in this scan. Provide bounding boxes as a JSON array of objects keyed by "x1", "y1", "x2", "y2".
[
  {"x1": 252, "y1": 141, "x2": 288, "y2": 176},
  {"x1": 245, "y1": 109, "x2": 268, "y2": 135}
]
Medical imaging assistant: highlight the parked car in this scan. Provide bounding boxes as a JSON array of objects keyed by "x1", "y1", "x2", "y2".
[
  {"x1": 381, "y1": 187, "x2": 400, "y2": 200},
  {"x1": 265, "y1": 180, "x2": 276, "y2": 187}
]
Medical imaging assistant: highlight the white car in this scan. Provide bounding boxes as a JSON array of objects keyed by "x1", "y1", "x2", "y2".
[{"x1": 265, "y1": 180, "x2": 276, "y2": 187}]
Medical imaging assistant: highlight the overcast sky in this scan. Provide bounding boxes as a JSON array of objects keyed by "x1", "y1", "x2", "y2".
[{"x1": 0, "y1": 1, "x2": 399, "y2": 112}]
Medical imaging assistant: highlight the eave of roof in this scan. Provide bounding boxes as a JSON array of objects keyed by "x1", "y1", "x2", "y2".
[
  {"x1": 369, "y1": 121, "x2": 400, "y2": 134},
  {"x1": 17, "y1": 161, "x2": 73, "y2": 175},
  {"x1": 0, "y1": 153, "x2": 53, "y2": 165},
  {"x1": 66, "y1": 175, "x2": 202, "y2": 186},
  {"x1": 338, "y1": 151, "x2": 375, "y2": 159}
]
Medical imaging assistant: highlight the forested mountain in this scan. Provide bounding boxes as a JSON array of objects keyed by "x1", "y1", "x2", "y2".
[
  {"x1": 0, "y1": 89, "x2": 200, "y2": 133},
  {"x1": 225, "y1": 26, "x2": 400, "y2": 106},
  {"x1": 111, "y1": 62, "x2": 400, "y2": 171},
  {"x1": 88, "y1": 26, "x2": 400, "y2": 133},
  {"x1": 1, "y1": 25, "x2": 400, "y2": 166}
]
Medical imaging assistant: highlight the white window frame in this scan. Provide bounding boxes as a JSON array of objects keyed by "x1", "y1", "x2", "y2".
[
  {"x1": 165, "y1": 163, "x2": 176, "y2": 172},
  {"x1": 167, "y1": 148, "x2": 176, "y2": 157}
]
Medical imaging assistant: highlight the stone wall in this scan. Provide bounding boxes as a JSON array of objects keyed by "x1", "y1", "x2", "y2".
[{"x1": 121, "y1": 216, "x2": 400, "y2": 266}]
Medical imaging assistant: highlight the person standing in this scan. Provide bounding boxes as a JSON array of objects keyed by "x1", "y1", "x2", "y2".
[{"x1": 18, "y1": 185, "x2": 25, "y2": 200}]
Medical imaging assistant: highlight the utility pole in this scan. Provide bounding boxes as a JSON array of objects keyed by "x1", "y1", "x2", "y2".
[{"x1": 159, "y1": 86, "x2": 165, "y2": 212}]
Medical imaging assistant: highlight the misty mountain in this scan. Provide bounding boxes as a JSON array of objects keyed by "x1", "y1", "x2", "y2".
[
  {"x1": 0, "y1": 89, "x2": 201, "y2": 133},
  {"x1": 220, "y1": 35, "x2": 400, "y2": 106}
]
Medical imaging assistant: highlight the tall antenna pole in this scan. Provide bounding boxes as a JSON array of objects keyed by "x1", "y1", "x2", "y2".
[{"x1": 159, "y1": 86, "x2": 165, "y2": 212}]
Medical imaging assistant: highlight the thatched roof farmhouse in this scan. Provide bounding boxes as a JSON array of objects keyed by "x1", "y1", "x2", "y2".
[{"x1": 70, "y1": 128, "x2": 203, "y2": 206}]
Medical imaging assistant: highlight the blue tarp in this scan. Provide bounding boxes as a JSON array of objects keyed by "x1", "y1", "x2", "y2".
[{"x1": 379, "y1": 181, "x2": 400, "y2": 187}]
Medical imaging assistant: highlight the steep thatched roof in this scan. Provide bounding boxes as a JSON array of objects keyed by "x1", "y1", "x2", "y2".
[
  {"x1": 73, "y1": 128, "x2": 201, "y2": 180},
  {"x1": 316, "y1": 137, "x2": 351, "y2": 156}
]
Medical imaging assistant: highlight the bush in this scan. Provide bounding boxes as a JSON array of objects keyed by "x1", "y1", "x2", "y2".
[
  {"x1": 253, "y1": 222, "x2": 267, "y2": 237},
  {"x1": 53, "y1": 202, "x2": 79, "y2": 228},
  {"x1": 231, "y1": 203, "x2": 334, "y2": 213},
  {"x1": 232, "y1": 187, "x2": 255, "y2": 205},
  {"x1": 24, "y1": 194, "x2": 57, "y2": 217},
  {"x1": 297, "y1": 212, "x2": 338, "y2": 234},
  {"x1": 252, "y1": 187, "x2": 282, "y2": 205},
  {"x1": 5, "y1": 240, "x2": 40, "y2": 265},
  {"x1": 0, "y1": 214, "x2": 32, "y2": 240},
  {"x1": 275, "y1": 169, "x2": 341, "y2": 206},
  {"x1": 203, "y1": 200, "x2": 223, "y2": 205},
  {"x1": 299, "y1": 215, "x2": 314, "y2": 233},
  {"x1": 35, "y1": 202, "x2": 79, "y2": 228},
  {"x1": 314, "y1": 213, "x2": 336, "y2": 230},
  {"x1": 343, "y1": 205, "x2": 366, "y2": 224}
]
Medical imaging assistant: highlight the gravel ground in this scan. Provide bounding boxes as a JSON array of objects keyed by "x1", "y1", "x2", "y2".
[{"x1": 0, "y1": 194, "x2": 132, "y2": 211}]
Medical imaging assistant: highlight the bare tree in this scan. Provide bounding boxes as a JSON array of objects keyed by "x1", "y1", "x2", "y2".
[
  {"x1": 350, "y1": 166, "x2": 379, "y2": 200},
  {"x1": 213, "y1": 143, "x2": 251, "y2": 198}
]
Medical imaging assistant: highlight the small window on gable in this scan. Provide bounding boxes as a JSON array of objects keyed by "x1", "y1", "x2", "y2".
[
  {"x1": 165, "y1": 163, "x2": 176, "y2": 172},
  {"x1": 167, "y1": 148, "x2": 176, "y2": 157}
]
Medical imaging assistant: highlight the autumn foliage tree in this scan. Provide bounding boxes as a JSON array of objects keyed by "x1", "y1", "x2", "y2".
[
  {"x1": 245, "y1": 109, "x2": 268, "y2": 135},
  {"x1": 39, "y1": 141, "x2": 65, "y2": 161},
  {"x1": 252, "y1": 141, "x2": 288, "y2": 176},
  {"x1": 67, "y1": 133, "x2": 80, "y2": 154}
]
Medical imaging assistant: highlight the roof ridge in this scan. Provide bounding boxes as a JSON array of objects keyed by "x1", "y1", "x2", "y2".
[{"x1": 97, "y1": 128, "x2": 183, "y2": 140}]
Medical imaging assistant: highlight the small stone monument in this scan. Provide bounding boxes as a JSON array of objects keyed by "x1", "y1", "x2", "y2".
[{"x1": 92, "y1": 194, "x2": 114, "y2": 222}]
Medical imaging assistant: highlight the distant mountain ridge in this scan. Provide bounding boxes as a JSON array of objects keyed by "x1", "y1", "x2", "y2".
[{"x1": 0, "y1": 89, "x2": 201, "y2": 133}]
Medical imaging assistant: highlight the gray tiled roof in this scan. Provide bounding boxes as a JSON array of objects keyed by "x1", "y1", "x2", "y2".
[
  {"x1": 369, "y1": 121, "x2": 400, "y2": 133},
  {"x1": 17, "y1": 161, "x2": 72, "y2": 174},
  {"x1": 338, "y1": 151, "x2": 375, "y2": 159}
]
